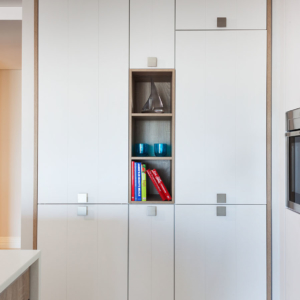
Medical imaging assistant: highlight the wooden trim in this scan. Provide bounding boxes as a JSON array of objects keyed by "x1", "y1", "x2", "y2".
[
  {"x1": 33, "y1": 0, "x2": 39, "y2": 250},
  {"x1": 266, "y1": 0, "x2": 272, "y2": 299},
  {"x1": 0, "y1": 269, "x2": 30, "y2": 300},
  {"x1": 128, "y1": 69, "x2": 175, "y2": 204}
]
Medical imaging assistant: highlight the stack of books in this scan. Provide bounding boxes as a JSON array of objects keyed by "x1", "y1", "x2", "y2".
[{"x1": 131, "y1": 162, "x2": 172, "y2": 201}]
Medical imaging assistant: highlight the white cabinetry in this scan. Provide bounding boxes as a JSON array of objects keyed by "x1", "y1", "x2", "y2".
[
  {"x1": 176, "y1": 0, "x2": 266, "y2": 30},
  {"x1": 175, "y1": 205, "x2": 266, "y2": 300},
  {"x1": 130, "y1": 0, "x2": 174, "y2": 68},
  {"x1": 176, "y1": 31, "x2": 266, "y2": 205},
  {"x1": 129, "y1": 205, "x2": 174, "y2": 300},
  {"x1": 38, "y1": 204, "x2": 128, "y2": 300},
  {"x1": 38, "y1": 0, "x2": 128, "y2": 204}
]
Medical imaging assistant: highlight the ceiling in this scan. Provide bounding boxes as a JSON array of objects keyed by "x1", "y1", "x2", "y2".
[
  {"x1": 0, "y1": 21, "x2": 21, "y2": 69},
  {"x1": 0, "y1": 0, "x2": 22, "y2": 7}
]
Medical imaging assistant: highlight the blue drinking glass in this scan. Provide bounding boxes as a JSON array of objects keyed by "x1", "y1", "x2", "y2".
[
  {"x1": 154, "y1": 143, "x2": 167, "y2": 157},
  {"x1": 135, "y1": 143, "x2": 149, "y2": 156}
]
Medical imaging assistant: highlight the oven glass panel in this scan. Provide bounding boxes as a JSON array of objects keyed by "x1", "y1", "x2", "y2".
[{"x1": 289, "y1": 136, "x2": 300, "y2": 204}]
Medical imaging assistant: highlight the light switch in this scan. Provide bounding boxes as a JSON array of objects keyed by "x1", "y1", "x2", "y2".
[
  {"x1": 217, "y1": 206, "x2": 226, "y2": 216},
  {"x1": 217, "y1": 193, "x2": 226, "y2": 203},
  {"x1": 147, "y1": 57, "x2": 157, "y2": 67},
  {"x1": 217, "y1": 17, "x2": 227, "y2": 28},
  {"x1": 147, "y1": 206, "x2": 157, "y2": 216},
  {"x1": 78, "y1": 193, "x2": 88, "y2": 203},
  {"x1": 77, "y1": 206, "x2": 88, "y2": 216}
]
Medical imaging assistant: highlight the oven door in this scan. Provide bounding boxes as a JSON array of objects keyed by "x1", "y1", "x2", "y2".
[{"x1": 287, "y1": 130, "x2": 300, "y2": 213}]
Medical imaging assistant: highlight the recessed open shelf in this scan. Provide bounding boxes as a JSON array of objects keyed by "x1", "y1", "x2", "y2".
[{"x1": 129, "y1": 69, "x2": 175, "y2": 204}]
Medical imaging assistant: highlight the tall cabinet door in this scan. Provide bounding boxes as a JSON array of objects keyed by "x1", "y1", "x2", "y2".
[
  {"x1": 175, "y1": 205, "x2": 266, "y2": 300},
  {"x1": 39, "y1": 0, "x2": 99, "y2": 204},
  {"x1": 98, "y1": 205, "x2": 128, "y2": 300},
  {"x1": 130, "y1": 0, "x2": 174, "y2": 68},
  {"x1": 129, "y1": 205, "x2": 174, "y2": 300},
  {"x1": 176, "y1": 31, "x2": 266, "y2": 205},
  {"x1": 176, "y1": 0, "x2": 266, "y2": 30}
]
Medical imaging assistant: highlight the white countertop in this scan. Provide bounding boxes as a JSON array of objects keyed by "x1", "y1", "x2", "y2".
[{"x1": 0, "y1": 250, "x2": 41, "y2": 294}]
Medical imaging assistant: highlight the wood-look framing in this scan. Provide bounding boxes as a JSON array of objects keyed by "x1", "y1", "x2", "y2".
[
  {"x1": 128, "y1": 69, "x2": 175, "y2": 204},
  {"x1": 33, "y1": 0, "x2": 39, "y2": 250},
  {"x1": 267, "y1": 0, "x2": 272, "y2": 299}
]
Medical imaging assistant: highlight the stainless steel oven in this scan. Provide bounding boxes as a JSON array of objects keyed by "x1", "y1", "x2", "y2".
[{"x1": 287, "y1": 108, "x2": 300, "y2": 213}]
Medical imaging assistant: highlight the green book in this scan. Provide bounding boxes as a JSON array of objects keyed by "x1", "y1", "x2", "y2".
[{"x1": 141, "y1": 164, "x2": 147, "y2": 201}]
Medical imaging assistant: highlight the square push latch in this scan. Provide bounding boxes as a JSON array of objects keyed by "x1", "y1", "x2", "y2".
[
  {"x1": 147, "y1": 206, "x2": 157, "y2": 216},
  {"x1": 78, "y1": 193, "x2": 88, "y2": 203},
  {"x1": 147, "y1": 57, "x2": 157, "y2": 67},
  {"x1": 217, "y1": 206, "x2": 226, "y2": 216},
  {"x1": 77, "y1": 206, "x2": 88, "y2": 216},
  {"x1": 217, "y1": 193, "x2": 226, "y2": 203},
  {"x1": 217, "y1": 17, "x2": 227, "y2": 28}
]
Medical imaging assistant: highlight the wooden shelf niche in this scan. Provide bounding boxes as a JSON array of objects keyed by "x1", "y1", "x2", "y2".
[{"x1": 129, "y1": 69, "x2": 175, "y2": 204}]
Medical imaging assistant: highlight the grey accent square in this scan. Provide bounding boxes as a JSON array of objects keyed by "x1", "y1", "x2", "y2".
[
  {"x1": 147, "y1": 206, "x2": 157, "y2": 216},
  {"x1": 147, "y1": 57, "x2": 157, "y2": 67},
  {"x1": 217, "y1": 206, "x2": 226, "y2": 216},
  {"x1": 217, "y1": 193, "x2": 226, "y2": 203},
  {"x1": 217, "y1": 17, "x2": 227, "y2": 28}
]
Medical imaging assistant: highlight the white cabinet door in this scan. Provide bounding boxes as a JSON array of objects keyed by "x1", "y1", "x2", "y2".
[
  {"x1": 129, "y1": 205, "x2": 174, "y2": 300},
  {"x1": 38, "y1": 204, "x2": 128, "y2": 300},
  {"x1": 67, "y1": 205, "x2": 98, "y2": 300},
  {"x1": 176, "y1": 31, "x2": 266, "y2": 205},
  {"x1": 39, "y1": 0, "x2": 129, "y2": 204},
  {"x1": 98, "y1": 205, "x2": 128, "y2": 300},
  {"x1": 38, "y1": 205, "x2": 68, "y2": 300},
  {"x1": 98, "y1": 0, "x2": 128, "y2": 203},
  {"x1": 130, "y1": 0, "x2": 174, "y2": 68},
  {"x1": 175, "y1": 205, "x2": 266, "y2": 300},
  {"x1": 176, "y1": 0, "x2": 266, "y2": 30}
]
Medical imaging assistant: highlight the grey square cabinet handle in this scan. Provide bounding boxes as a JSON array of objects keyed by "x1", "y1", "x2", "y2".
[
  {"x1": 77, "y1": 206, "x2": 88, "y2": 216},
  {"x1": 217, "y1": 206, "x2": 226, "y2": 216},
  {"x1": 217, "y1": 193, "x2": 226, "y2": 203},
  {"x1": 217, "y1": 17, "x2": 227, "y2": 28},
  {"x1": 147, "y1": 206, "x2": 157, "y2": 216}
]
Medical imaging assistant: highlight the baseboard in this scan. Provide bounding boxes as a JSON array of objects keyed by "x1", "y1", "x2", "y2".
[{"x1": 0, "y1": 237, "x2": 21, "y2": 249}]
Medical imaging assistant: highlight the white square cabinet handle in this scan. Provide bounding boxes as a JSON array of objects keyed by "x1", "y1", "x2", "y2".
[
  {"x1": 77, "y1": 206, "x2": 88, "y2": 216},
  {"x1": 147, "y1": 206, "x2": 157, "y2": 216},
  {"x1": 78, "y1": 193, "x2": 88, "y2": 203}
]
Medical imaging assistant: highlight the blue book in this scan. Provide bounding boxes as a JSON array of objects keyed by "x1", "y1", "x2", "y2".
[
  {"x1": 134, "y1": 162, "x2": 138, "y2": 201},
  {"x1": 137, "y1": 163, "x2": 142, "y2": 201}
]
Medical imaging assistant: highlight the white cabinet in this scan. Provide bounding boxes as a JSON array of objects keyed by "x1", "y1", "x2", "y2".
[
  {"x1": 176, "y1": 0, "x2": 266, "y2": 30},
  {"x1": 39, "y1": 0, "x2": 128, "y2": 204},
  {"x1": 130, "y1": 0, "x2": 174, "y2": 68},
  {"x1": 129, "y1": 205, "x2": 174, "y2": 300},
  {"x1": 38, "y1": 204, "x2": 128, "y2": 300},
  {"x1": 175, "y1": 205, "x2": 266, "y2": 300},
  {"x1": 176, "y1": 31, "x2": 266, "y2": 205}
]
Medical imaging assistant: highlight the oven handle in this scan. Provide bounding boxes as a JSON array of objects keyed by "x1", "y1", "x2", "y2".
[{"x1": 286, "y1": 131, "x2": 300, "y2": 137}]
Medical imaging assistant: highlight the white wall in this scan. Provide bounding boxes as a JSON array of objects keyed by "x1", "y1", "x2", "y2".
[
  {"x1": 21, "y1": 0, "x2": 35, "y2": 249},
  {"x1": 0, "y1": 70, "x2": 21, "y2": 249},
  {"x1": 273, "y1": 0, "x2": 300, "y2": 299}
]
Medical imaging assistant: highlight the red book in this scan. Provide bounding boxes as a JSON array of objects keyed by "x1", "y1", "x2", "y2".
[
  {"x1": 131, "y1": 161, "x2": 135, "y2": 201},
  {"x1": 152, "y1": 169, "x2": 172, "y2": 201},
  {"x1": 146, "y1": 169, "x2": 167, "y2": 201}
]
